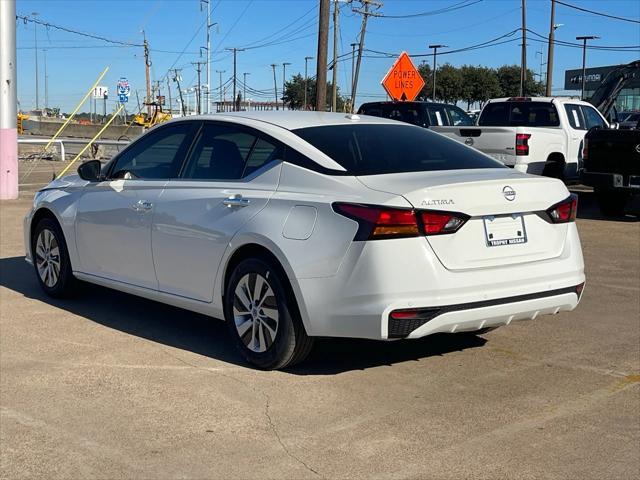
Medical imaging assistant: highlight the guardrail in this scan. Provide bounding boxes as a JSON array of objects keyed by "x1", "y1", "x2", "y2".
[{"x1": 17, "y1": 137, "x2": 130, "y2": 162}]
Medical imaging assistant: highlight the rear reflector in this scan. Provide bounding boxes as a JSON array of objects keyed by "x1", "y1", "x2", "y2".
[
  {"x1": 547, "y1": 194, "x2": 578, "y2": 223},
  {"x1": 333, "y1": 203, "x2": 468, "y2": 240},
  {"x1": 516, "y1": 133, "x2": 531, "y2": 156},
  {"x1": 582, "y1": 138, "x2": 589, "y2": 161}
]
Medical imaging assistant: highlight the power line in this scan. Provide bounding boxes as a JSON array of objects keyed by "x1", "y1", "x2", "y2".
[
  {"x1": 554, "y1": 0, "x2": 640, "y2": 25},
  {"x1": 239, "y1": 4, "x2": 317, "y2": 49},
  {"x1": 380, "y1": 0, "x2": 482, "y2": 19},
  {"x1": 527, "y1": 28, "x2": 640, "y2": 51},
  {"x1": 15, "y1": 14, "x2": 143, "y2": 46}
]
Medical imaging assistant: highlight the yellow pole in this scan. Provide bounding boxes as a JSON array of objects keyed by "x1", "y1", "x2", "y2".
[
  {"x1": 44, "y1": 66, "x2": 109, "y2": 153},
  {"x1": 57, "y1": 104, "x2": 124, "y2": 179}
]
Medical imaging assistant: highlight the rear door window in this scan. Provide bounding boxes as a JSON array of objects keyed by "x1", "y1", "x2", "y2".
[
  {"x1": 382, "y1": 103, "x2": 425, "y2": 126},
  {"x1": 564, "y1": 104, "x2": 586, "y2": 130},
  {"x1": 425, "y1": 105, "x2": 449, "y2": 126},
  {"x1": 445, "y1": 106, "x2": 473, "y2": 126},
  {"x1": 581, "y1": 105, "x2": 607, "y2": 129}
]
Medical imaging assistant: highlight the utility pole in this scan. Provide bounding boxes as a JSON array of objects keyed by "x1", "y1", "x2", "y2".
[
  {"x1": 304, "y1": 56, "x2": 314, "y2": 109},
  {"x1": 166, "y1": 77, "x2": 172, "y2": 115},
  {"x1": 1, "y1": 0, "x2": 19, "y2": 199},
  {"x1": 429, "y1": 44, "x2": 447, "y2": 101},
  {"x1": 225, "y1": 48, "x2": 244, "y2": 111},
  {"x1": 351, "y1": 1, "x2": 382, "y2": 113},
  {"x1": 316, "y1": 0, "x2": 330, "y2": 111},
  {"x1": 545, "y1": 0, "x2": 556, "y2": 96},
  {"x1": 43, "y1": 48, "x2": 48, "y2": 113},
  {"x1": 243, "y1": 72, "x2": 250, "y2": 111},
  {"x1": 576, "y1": 35, "x2": 600, "y2": 100},
  {"x1": 520, "y1": 0, "x2": 527, "y2": 97},
  {"x1": 216, "y1": 69, "x2": 225, "y2": 111},
  {"x1": 331, "y1": 0, "x2": 339, "y2": 112},
  {"x1": 350, "y1": 42, "x2": 357, "y2": 96},
  {"x1": 271, "y1": 64, "x2": 279, "y2": 110},
  {"x1": 200, "y1": 0, "x2": 216, "y2": 114},
  {"x1": 192, "y1": 61, "x2": 205, "y2": 114},
  {"x1": 282, "y1": 62, "x2": 291, "y2": 110},
  {"x1": 172, "y1": 68, "x2": 186, "y2": 116},
  {"x1": 32, "y1": 12, "x2": 39, "y2": 110},
  {"x1": 143, "y1": 31, "x2": 152, "y2": 116}
]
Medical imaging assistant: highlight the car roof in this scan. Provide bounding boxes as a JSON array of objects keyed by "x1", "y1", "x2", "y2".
[
  {"x1": 359, "y1": 101, "x2": 453, "y2": 107},
  {"x1": 166, "y1": 111, "x2": 401, "y2": 130},
  {"x1": 486, "y1": 96, "x2": 592, "y2": 105}
]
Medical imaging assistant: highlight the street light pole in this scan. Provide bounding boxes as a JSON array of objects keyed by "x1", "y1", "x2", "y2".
[
  {"x1": 304, "y1": 56, "x2": 314, "y2": 110},
  {"x1": 243, "y1": 72, "x2": 250, "y2": 111},
  {"x1": 271, "y1": 64, "x2": 278, "y2": 110},
  {"x1": 428, "y1": 44, "x2": 447, "y2": 101},
  {"x1": 32, "y1": 12, "x2": 39, "y2": 110},
  {"x1": 282, "y1": 62, "x2": 291, "y2": 110},
  {"x1": 576, "y1": 35, "x2": 600, "y2": 100}
]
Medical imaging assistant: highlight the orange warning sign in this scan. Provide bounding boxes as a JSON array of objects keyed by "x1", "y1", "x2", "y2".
[{"x1": 381, "y1": 51, "x2": 425, "y2": 102}]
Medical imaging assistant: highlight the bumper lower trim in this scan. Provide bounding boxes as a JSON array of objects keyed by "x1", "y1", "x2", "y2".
[{"x1": 388, "y1": 285, "x2": 580, "y2": 338}]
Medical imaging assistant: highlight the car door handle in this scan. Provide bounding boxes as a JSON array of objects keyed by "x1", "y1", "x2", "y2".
[
  {"x1": 223, "y1": 194, "x2": 250, "y2": 208},
  {"x1": 132, "y1": 200, "x2": 153, "y2": 212}
]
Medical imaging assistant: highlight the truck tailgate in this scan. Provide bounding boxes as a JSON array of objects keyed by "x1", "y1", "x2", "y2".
[{"x1": 432, "y1": 126, "x2": 518, "y2": 166}]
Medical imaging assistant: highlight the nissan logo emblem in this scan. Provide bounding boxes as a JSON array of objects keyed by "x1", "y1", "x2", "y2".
[
  {"x1": 465, "y1": 137, "x2": 474, "y2": 146},
  {"x1": 635, "y1": 144, "x2": 640, "y2": 154},
  {"x1": 503, "y1": 186, "x2": 516, "y2": 201}
]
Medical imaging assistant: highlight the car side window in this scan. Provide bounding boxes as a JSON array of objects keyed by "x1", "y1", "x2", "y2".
[
  {"x1": 581, "y1": 106, "x2": 606, "y2": 129},
  {"x1": 445, "y1": 106, "x2": 473, "y2": 126},
  {"x1": 182, "y1": 124, "x2": 256, "y2": 180},
  {"x1": 564, "y1": 104, "x2": 586, "y2": 130},
  {"x1": 243, "y1": 138, "x2": 283, "y2": 177},
  {"x1": 110, "y1": 123, "x2": 193, "y2": 179},
  {"x1": 426, "y1": 105, "x2": 449, "y2": 126}
]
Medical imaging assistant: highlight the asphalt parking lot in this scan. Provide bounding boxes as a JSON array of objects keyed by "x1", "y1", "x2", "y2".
[{"x1": 1, "y1": 160, "x2": 639, "y2": 479}]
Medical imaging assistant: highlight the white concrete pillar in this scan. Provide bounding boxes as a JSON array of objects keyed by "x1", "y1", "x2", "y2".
[{"x1": 0, "y1": 0, "x2": 18, "y2": 199}]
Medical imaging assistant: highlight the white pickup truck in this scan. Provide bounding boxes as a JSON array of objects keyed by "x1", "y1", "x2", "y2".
[{"x1": 438, "y1": 97, "x2": 609, "y2": 181}]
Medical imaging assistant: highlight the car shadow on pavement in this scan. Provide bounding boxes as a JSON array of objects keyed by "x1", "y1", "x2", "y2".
[
  {"x1": 572, "y1": 189, "x2": 639, "y2": 222},
  {"x1": 0, "y1": 256, "x2": 486, "y2": 375}
]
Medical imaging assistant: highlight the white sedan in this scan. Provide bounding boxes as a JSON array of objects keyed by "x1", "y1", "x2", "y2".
[{"x1": 24, "y1": 112, "x2": 585, "y2": 369}]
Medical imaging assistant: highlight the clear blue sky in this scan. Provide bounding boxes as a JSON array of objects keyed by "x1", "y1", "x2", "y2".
[{"x1": 15, "y1": 0, "x2": 640, "y2": 112}]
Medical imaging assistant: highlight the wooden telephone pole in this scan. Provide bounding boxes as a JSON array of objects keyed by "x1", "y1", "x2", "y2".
[
  {"x1": 143, "y1": 31, "x2": 152, "y2": 116},
  {"x1": 316, "y1": 0, "x2": 330, "y2": 111},
  {"x1": 351, "y1": 0, "x2": 382, "y2": 113}
]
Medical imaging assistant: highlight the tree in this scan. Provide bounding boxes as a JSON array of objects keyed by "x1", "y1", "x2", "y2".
[
  {"x1": 283, "y1": 73, "x2": 346, "y2": 111},
  {"x1": 417, "y1": 62, "x2": 432, "y2": 100},
  {"x1": 434, "y1": 63, "x2": 463, "y2": 104},
  {"x1": 496, "y1": 65, "x2": 544, "y2": 97}
]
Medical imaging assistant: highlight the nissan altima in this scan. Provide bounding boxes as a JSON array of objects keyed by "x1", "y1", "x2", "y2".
[{"x1": 25, "y1": 112, "x2": 585, "y2": 369}]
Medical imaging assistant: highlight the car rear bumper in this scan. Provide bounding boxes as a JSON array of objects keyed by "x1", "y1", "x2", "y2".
[
  {"x1": 295, "y1": 224, "x2": 584, "y2": 340},
  {"x1": 580, "y1": 171, "x2": 640, "y2": 191}
]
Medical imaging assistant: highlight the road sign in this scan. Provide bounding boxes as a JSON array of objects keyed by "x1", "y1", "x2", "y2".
[
  {"x1": 116, "y1": 77, "x2": 131, "y2": 104},
  {"x1": 381, "y1": 51, "x2": 425, "y2": 102},
  {"x1": 93, "y1": 86, "x2": 108, "y2": 99}
]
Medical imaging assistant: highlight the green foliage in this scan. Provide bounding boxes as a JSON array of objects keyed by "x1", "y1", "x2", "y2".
[
  {"x1": 416, "y1": 63, "x2": 544, "y2": 107},
  {"x1": 283, "y1": 73, "x2": 347, "y2": 111}
]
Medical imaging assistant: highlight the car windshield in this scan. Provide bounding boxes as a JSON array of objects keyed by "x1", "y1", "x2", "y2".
[
  {"x1": 479, "y1": 101, "x2": 560, "y2": 127},
  {"x1": 292, "y1": 124, "x2": 504, "y2": 176}
]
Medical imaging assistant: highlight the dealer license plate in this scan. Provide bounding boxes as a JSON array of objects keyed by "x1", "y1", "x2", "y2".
[{"x1": 483, "y1": 214, "x2": 527, "y2": 247}]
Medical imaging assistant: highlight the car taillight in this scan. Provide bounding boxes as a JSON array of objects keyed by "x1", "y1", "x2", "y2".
[
  {"x1": 333, "y1": 203, "x2": 419, "y2": 240},
  {"x1": 546, "y1": 194, "x2": 578, "y2": 223},
  {"x1": 516, "y1": 133, "x2": 531, "y2": 156},
  {"x1": 333, "y1": 203, "x2": 468, "y2": 240},
  {"x1": 582, "y1": 138, "x2": 589, "y2": 160},
  {"x1": 420, "y1": 211, "x2": 468, "y2": 235}
]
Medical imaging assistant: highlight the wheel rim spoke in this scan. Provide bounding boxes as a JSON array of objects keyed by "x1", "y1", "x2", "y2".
[{"x1": 233, "y1": 272, "x2": 279, "y2": 354}]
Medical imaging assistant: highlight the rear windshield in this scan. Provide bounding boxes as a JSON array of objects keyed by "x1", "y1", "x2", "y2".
[
  {"x1": 292, "y1": 124, "x2": 504, "y2": 176},
  {"x1": 479, "y1": 101, "x2": 560, "y2": 127}
]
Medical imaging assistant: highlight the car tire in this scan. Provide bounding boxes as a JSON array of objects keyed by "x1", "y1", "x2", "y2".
[
  {"x1": 224, "y1": 257, "x2": 314, "y2": 370},
  {"x1": 595, "y1": 189, "x2": 629, "y2": 217},
  {"x1": 31, "y1": 217, "x2": 77, "y2": 297}
]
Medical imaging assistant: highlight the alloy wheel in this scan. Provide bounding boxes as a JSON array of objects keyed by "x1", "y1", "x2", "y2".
[
  {"x1": 233, "y1": 273, "x2": 279, "y2": 353},
  {"x1": 35, "y1": 228, "x2": 61, "y2": 288}
]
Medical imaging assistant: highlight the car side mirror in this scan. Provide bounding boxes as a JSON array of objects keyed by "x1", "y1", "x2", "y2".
[{"x1": 77, "y1": 160, "x2": 102, "y2": 182}]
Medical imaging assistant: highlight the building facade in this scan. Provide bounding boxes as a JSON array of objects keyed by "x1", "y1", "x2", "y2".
[{"x1": 564, "y1": 64, "x2": 639, "y2": 113}]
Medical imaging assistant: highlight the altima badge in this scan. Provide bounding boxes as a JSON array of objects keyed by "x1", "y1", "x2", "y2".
[{"x1": 503, "y1": 186, "x2": 516, "y2": 201}]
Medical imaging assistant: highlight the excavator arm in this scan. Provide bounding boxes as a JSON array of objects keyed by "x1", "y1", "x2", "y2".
[{"x1": 587, "y1": 60, "x2": 640, "y2": 121}]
